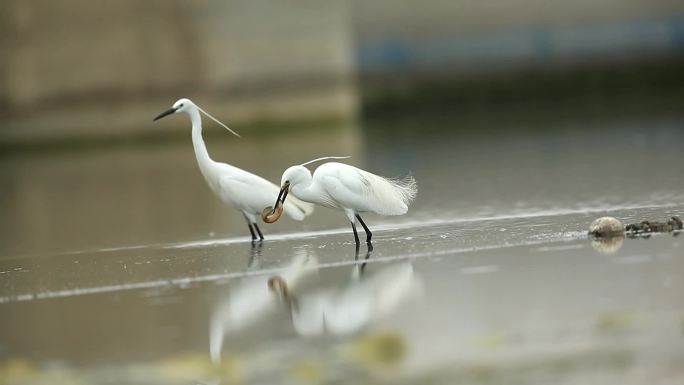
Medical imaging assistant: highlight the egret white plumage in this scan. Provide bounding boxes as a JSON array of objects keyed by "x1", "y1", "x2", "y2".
[
  {"x1": 153, "y1": 98, "x2": 313, "y2": 241},
  {"x1": 264, "y1": 157, "x2": 417, "y2": 248}
]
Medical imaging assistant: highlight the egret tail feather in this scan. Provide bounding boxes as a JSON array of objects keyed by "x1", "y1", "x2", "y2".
[
  {"x1": 356, "y1": 170, "x2": 417, "y2": 215},
  {"x1": 391, "y1": 174, "x2": 418, "y2": 206}
]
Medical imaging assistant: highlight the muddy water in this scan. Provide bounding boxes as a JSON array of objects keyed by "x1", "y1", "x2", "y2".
[{"x1": 1, "y1": 108, "x2": 683, "y2": 384}]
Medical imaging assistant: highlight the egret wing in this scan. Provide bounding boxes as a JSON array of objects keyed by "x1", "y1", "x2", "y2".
[
  {"x1": 318, "y1": 163, "x2": 416, "y2": 215},
  {"x1": 217, "y1": 173, "x2": 275, "y2": 209},
  {"x1": 218, "y1": 172, "x2": 314, "y2": 220}
]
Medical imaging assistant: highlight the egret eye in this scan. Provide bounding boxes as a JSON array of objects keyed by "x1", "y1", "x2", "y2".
[{"x1": 179, "y1": 103, "x2": 184, "y2": 108}]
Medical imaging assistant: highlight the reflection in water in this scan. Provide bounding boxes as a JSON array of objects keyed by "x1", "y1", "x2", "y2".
[
  {"x1": 270, "y1": 255, "x2": 420, "y2": 337},
  {"x1": 209, "y1": 245, "x2": 318, "y2": 363},
  {"x1": 591, "y1": 229, "x2": 683, "y2": 255},
  {"x1": 590, "y1": 234, "x2": 625, "y2": 255},
  {"x1": 0, "y1": 218, "x2": 682, "y2": 384}
]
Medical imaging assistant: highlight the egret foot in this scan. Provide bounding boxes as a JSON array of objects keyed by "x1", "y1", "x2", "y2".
[{"x1": 253, "y1": 223, "x2": 265, "y2": 241}]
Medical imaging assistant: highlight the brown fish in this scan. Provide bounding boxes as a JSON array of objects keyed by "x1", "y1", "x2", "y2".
[{"x1": 262, "y1": 201, "x2": 284, "y2": 223}]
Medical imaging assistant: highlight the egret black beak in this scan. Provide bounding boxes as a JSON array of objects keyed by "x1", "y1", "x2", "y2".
[
  {"x1": 153, "y1": 107, "x2": 177, "y2": 121},
  {"x1": 262, "y1": 183, "x2": 289, "y2": 223},
  {"x1": 272, "y1": 183, "x2": 290, "y2": 214}
]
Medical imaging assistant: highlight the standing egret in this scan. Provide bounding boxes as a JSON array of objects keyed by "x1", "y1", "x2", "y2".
[
  {"x1": 263, "y1": 157, "x2": 417, "y2": 249},
  {"x1": 153, "y1": 98, "x2": 313, "y2": 241}
]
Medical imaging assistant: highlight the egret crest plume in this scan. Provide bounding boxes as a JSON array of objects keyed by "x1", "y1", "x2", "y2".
[
  {"x1": 300, "y1": 156, "x2": 351, "y2": 168},
  {"x1": 196, "y1": 105, "x2": 241, "y2": 138}
]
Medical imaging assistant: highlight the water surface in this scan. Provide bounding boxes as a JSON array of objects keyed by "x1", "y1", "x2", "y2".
[{"x1": 1, "y1": 106, "x2": 683, "y2": 384}]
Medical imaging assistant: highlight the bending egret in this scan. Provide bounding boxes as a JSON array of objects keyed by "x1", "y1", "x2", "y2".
[
  {"x1": 264, "y1": 157, "x2": 417, "y2": 248},
  {"x1": 153, "y1": 98, "x2": 313, "y2": 241}
]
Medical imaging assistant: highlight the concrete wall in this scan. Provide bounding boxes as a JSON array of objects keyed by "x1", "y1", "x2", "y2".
[
  {"x1": 2, "y1": 0, "x2": 683, "y2": 144},
  {"x1": 1, "y1": 0, "x2": 357, "y2": 144}
]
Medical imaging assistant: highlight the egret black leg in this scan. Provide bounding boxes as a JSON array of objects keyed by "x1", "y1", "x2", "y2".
[
  {"x1": 253, "y1": 222, "x2": 265, "y2": 241},
  {"x1": 351, "y1": 222, "x2": 360, "y2": 254},
  {"x1": 355, "y1": 214, "x2": 373, "y2": 246},
  {"x1": 243, "y1": 214, "x2": 257, "y2": 242}
]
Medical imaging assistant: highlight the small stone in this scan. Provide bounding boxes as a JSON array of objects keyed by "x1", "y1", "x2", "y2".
[{"x1": 589, "y1": 217, "x2": 624, "y2": 237}]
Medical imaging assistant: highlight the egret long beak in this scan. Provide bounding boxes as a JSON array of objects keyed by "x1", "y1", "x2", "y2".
[
  {"x1": 275, "y1": 183, "x2": 290, "y2": 210},
  {"x1": 153, "y1": 107, "x2": 177, "y2": 121}
]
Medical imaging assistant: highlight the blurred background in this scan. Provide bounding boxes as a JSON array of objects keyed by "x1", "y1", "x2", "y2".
[
  {"x1": 2, "y1": 2, "x2": 684, "y2": 384},
  {"x1": 1, "y1": 0, "x2": 683, "y2": 255}
]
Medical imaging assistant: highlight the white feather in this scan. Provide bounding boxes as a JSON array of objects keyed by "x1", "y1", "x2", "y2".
[
  {"x1": 196, "y1": 104, "x2": 241, "y2": 138},
  {"x1": 309, "y1": 162, "x2": 417, "y2": 215},
  {"x1": 355, "y1": 170, "x2": 417, "y2": 215},
  {"x1": 300, "y1": 155, "x2": 351, "y2": 167}
]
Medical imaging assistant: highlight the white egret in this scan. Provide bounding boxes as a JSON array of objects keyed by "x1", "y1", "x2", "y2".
[
  {"x1": 263, "y1": 157, "x2": 417, "y2": 248},
  {"x1": 153, "y1": 98, "x2": 314, "y2": 241}
]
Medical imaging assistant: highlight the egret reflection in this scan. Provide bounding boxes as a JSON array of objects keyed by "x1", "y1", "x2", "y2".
[
  {"x1": 270, "y1": 260, "x2": 420, "y2": 337},
  {"x1": 209, "y1": 246, "x2": 318, "y2": 363}
]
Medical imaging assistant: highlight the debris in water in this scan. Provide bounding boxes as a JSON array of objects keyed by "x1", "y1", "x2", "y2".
[
  {"x1": 588, "y1": 217, "x2": 624, "y2": 237},
  {"x1": 625, "y1": 216, "x2": 682, "y2": 236},
  {"x1": 589, "y1": 215, "x2": 682, "y2": 239}
]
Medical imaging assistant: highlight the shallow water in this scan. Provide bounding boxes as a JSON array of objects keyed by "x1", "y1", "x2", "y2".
[
  {"x1": 1, "y1": 206, "x2": 683, "y2": 384},
  {"x1": 1, "y1": 107, "x2": 683, "y2": 384}
]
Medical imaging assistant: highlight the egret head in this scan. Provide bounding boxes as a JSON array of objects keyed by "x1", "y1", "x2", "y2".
[
  {"x1": 281, "y1": 165, "x2": 311, "y2": 189},
  {"x1": 153, "y1": 98, "x2": 194, "y2": 121},
  {"x1": 153, "y1": 98, "x2": 241, "y2": 137},
  {"x1": 262, "y1": 165, "x2": 311, "y2": 223},
  {"x1": 172, "y1": 98, "x2": 194, "y2": 114},
  {"x1": 262, "y1": 157, "x2": 349, "y2": 224}
]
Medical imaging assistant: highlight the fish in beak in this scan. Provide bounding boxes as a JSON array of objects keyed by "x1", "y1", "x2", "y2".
[{"x1": 262, "y1": 183, "x2": 289, "y2": 223}]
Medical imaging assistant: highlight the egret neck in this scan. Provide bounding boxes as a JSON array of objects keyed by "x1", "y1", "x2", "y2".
[
  {"x1": 188, "y1": 107, "x2": 216, "y2": 181},
  {"x1": 290, "y1": 176, "x2": 329, "y2": 207}
]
